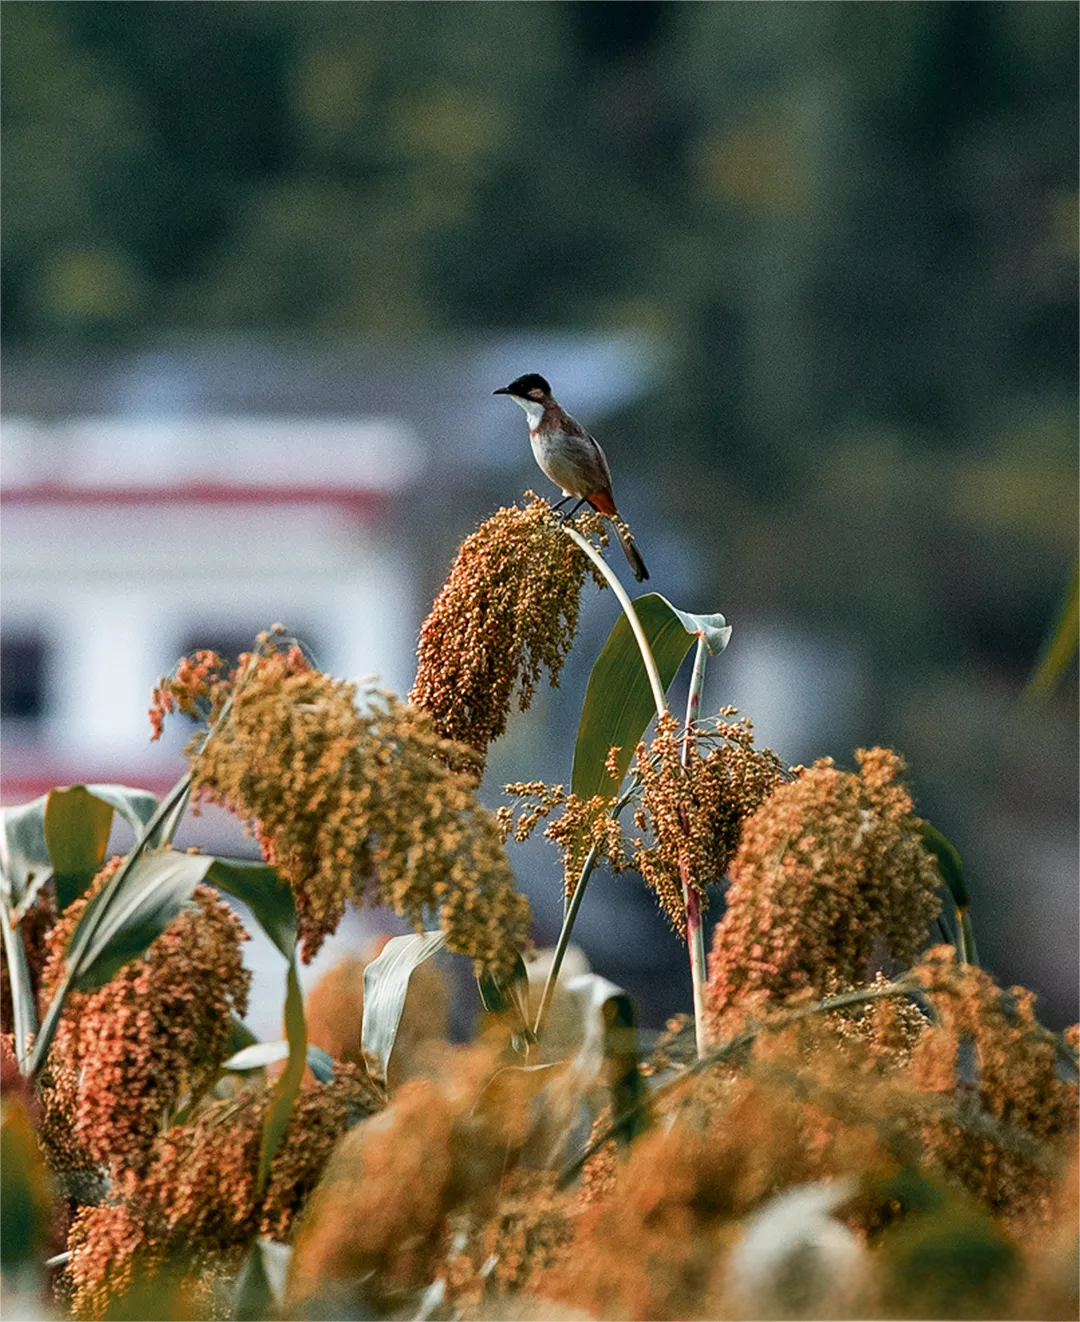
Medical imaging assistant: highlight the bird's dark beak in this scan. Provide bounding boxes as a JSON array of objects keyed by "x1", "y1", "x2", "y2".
[{"x1": 492, "y1": 386, "x2": 511, "y2": 396}]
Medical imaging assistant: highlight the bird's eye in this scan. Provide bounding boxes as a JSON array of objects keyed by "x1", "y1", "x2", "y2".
[{"x1": 529, "y1": 388, "x2": 543, "y2": 400}]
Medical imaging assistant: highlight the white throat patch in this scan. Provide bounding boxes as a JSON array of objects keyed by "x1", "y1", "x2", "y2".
[{"x1": 511, "y1": 396, "x2": 546, "y2": 429}]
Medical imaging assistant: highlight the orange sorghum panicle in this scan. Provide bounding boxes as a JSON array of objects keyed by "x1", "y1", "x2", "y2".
[
  {"x1": 909, "y1": 946, "x2": 1079, "y2": 1223},
  {"x1": 286, "y1": 1045, "x2": 508, "y2": 1315},
  {"x1": 410, "y1": 495, "x2": 606, "y2": 766},
  {"x1": 66, "y1": 1201, "x2": 162, "y2": 1322},
  {"x1": 632, "y1": 711, "x2": 786, "y2": 933},
  {"x1": 65, "y1": 1067, "x2": 380, "y2": 1319},
  {"x1": 41, "y1": 863, "x2": 250, "y2": 1175},
  {"x1": 501, "y1": 783, "x2": 624, "y2": 900},
  {"x1": 706, "y1": 747, "x2": 941, "y2": 1035},
  {"x1": 158, "y1": 641, "x2": 532, "y2": 975},
  {"x1": 148, "y1": 648, "x2": 229, "y2": 741}
]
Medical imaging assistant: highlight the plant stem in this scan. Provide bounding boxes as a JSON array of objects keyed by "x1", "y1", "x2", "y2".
[
  {"x1": 533, "y1": 844, "x2": 598, "y2": 1041},
  {"x1": 559, "y1": 522, "x2": 667, "y2": 723},
  {"x1": 680, "y1": 636, "x2": 709, "y2": 1059},
  {"x1": 957, "y1": 907, "x2": 979, "y2": 965},
  {"x1": 0, "y1": 888, "x2": 38, "y2": 1071},
  {"x1": 533, "y1": 785, "x2": 637, "y2": 1042}
]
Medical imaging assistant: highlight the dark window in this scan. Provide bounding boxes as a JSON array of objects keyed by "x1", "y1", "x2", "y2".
[{"x1": 1, "y1": 634, "x2": 48, "y2": 719}]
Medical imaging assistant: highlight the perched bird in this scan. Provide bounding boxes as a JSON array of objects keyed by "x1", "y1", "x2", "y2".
[{"x1": 494, "y1": 373, "x2": 649, "y2": 581}]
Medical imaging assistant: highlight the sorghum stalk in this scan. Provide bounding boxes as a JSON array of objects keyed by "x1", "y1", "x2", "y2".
[
  {"x1": 558, "y1": 522, "x2": 667, "y2": 722},
  {"x1": 680, "y1": 637, "x2": 709, "y2": 1059},
  {"x1": 532, "y1": 783, "x2": 638, "y2": 1042}
]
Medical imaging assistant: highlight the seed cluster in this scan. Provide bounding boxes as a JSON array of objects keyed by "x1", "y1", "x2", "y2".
[
  {"x1": 65, "y1": 1067, "x2": 379, "y2": 1320},
  {"x1": 155, "y1": 643, "x2": 532, "y2": 975},
  {"x1": 410, "y1": 495, "x2": 606, "y2": 765},
  {"x1": 910, "y1": 946, "x2": 1079, "y2": 1223},
  {"x1": 706, "y1": 747, "x2": 942, "y2": 1035},
  {"x1": 286, "y1": 1045, "x2": 510, "y2": 1315},
  {"x1": 499, "y1": 783, "x2": 628, "y2": 899},
  {"x1": 41, "y1": 864, "x2": 250, "y2": 1175},
  {"x1": 631, "y1": 712, "x2": 786, "y2": 933}
]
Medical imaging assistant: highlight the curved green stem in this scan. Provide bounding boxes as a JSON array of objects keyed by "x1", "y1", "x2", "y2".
[
  {"x1": 533, "y1": 785, "x2": 637, "y2": 1042},
  {"x1": 680, "y1": 636, "x2": 709, "y2": 1059},
  {"x1": 532, "y1": 845, "x2": 598, "y2": 1041},
  {"x1": 559, "y1": 522, "x2": 667, "y2": 723}
]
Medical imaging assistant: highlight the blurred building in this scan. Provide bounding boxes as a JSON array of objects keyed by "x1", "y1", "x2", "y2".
[{"x1": 1, "y1": 412, "x2": 423, "y2": 800}]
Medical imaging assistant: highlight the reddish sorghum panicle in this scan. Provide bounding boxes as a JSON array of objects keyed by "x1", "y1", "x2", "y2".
[
  {"x1": 66, "y1": 1067, "x2": 380, "y2": 1320},
  {"x1": 41, "y1": 862, "x2": 250, "y2": 1174},
  {"x1": 410, "y1": 495, "x2": 606, "y2": 765},
  {"x1": 706, "y1": 747, "x2": 941, "y2": 1034},
  {"x1": 154, "y1": 642, "x2": 532, "y2": 975}
]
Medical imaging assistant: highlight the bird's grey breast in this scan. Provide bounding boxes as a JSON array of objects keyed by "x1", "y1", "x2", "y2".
[{"x1": 531, "y1": 427, "x2": 605, "y2": 495}]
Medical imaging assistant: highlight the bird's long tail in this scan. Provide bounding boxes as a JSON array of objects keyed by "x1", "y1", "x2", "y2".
[
  {"x1": 615, "y1": 522, "x2": 649, "y2": 582},
  {"x1": 586, "y1": 491, "x2": 649, "y2": 582}
]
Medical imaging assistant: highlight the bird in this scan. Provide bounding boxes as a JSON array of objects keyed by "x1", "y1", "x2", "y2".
[{"x1": 493, "y1": 373, "x2": 649, "y2": 581}]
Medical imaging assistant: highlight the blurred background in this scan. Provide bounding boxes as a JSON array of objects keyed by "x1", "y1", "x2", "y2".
[{"x1": 2, "y1": 2, "x2": 1076, "y2": 1033}]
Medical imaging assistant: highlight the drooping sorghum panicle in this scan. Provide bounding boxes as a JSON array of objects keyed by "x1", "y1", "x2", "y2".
[
  {"x1": 65, "y1": 1202, "x2": 164, "y2": 1322},
  {"x1": 148, "y1": 647, "x2": 232, "y2": 742},
  {"x1": 362, "y1": 697, "x2": 533, "y2": 977},
  {"x1": 1013, "y1": 1133, "x2": 1080, "y2": 1319},
  {"x1": 534, "y1": 1111, "x2": 736, "y2": 1320},
  {"x1": 65, "y1": 1066, "x2": 380, "y2": 1320},
  {"x1": 410, "y1": 495, "x2": 606, "y2": 765},
  {"x1": 537, "y1": 1046, "x2": 905, "y2": 1322},
  {"x1": 631, "y1": 711, "x2": 786, "y2": 934},
  {"x1": 286, "y1": 1045, "x2": 511, "y2": 1316},
  {"x1": 500, "y1": 781, "x2": 629, "y2": 899},
  {"x1": 161, "y1": 643, "x2": 532, "y2": 972},
  {"x1": 40, "y1": 862, "x2": 250, "y2": 1175},
  {"x1": 705, "y1": 747, "x2": 941, "y2": 1034},
  {"x1": 824, "y1": 970, "x2": 930, "y2": 1073},
  {"x1": 908, "y1": 946, "x2": 1079, "y2": 1224},
  {"x1": 440, "y1": 1171, "x2": 574, "y2": 1316},
  {"x1": 141, "y1": 1066, "x2": 381, "y2": 1245}
]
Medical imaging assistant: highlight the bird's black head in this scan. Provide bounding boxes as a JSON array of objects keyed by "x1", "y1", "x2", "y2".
[{"x1": 493, "y1": 372, "x2": 552, "y2": 401}]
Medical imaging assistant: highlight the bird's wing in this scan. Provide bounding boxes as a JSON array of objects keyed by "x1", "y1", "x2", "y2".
[
  {"x1": 581, "y1": 428, "x2": 614, "y2": 492},
  {"x1": 561, "y1": 408, "x2": 615, "y2": 494}
]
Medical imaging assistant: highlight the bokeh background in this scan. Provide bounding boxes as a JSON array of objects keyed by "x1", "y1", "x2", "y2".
[{"x1": 2, "y1": 2, "x2": 1077, "y2": 1031}]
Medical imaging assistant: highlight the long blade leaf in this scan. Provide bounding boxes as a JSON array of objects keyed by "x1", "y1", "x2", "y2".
[
  {"x1": 84, "y1": 784, "x2": 160, "y2": 835},
  {"x1": 919, "y1": 820, "x2": 979, "y2": 965},
  {"x1": 361, "y1": 931, "x2": 446, "y2": 1087},
  {"x1": 26, "y1": 772, "x2": 196, "y2": 1075},
  {"x1": 44, "y1": 787, "x2": 115, "y2": 913},
  {"x1": 572, "y1": 593, "x2": 731, "y2": 802},
  {"x1": 0, "y1": 889, "x2": 38, "y2": 1071},
  {"x1": 566, "y1": 973, "x2": 650, "y2": 1145},
  {"x1": 73, "y1": 851, "x2": 214, "y2": 991},
  {"x1": 206, "y1": 859, "x2": 296, "y2": 960},
  {"x1": 257, "y1": 957, "x2": 306, "y2": 1194},
  {"x1": 0, "y1": 796, "x2": 53, "y2": 909},
  {"x1": 1025, "y1": 558, "x2": 1078, "y2": 702},
  {"x1": 224, "y1": 1040, "x2": 336, "y2": 1084}
]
